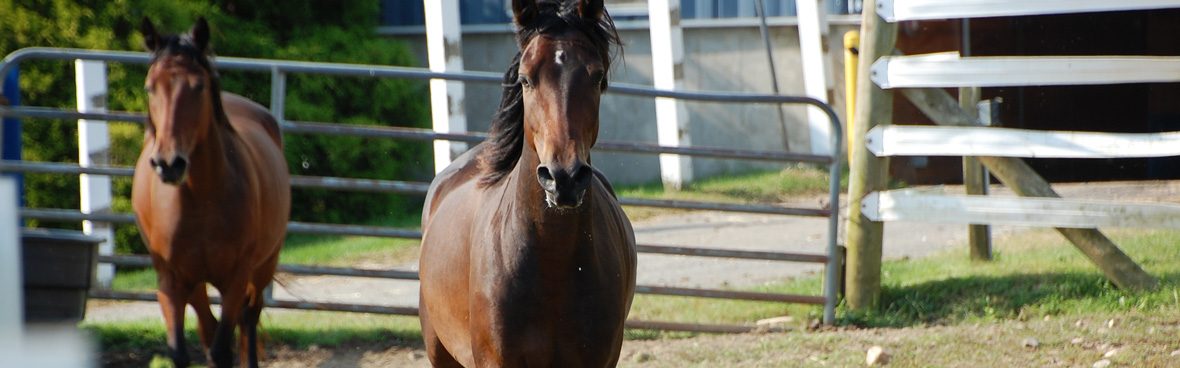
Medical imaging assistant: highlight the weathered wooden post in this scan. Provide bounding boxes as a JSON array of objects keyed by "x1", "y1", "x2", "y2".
[
  {"x1": 958, "y1": 86, "x2": 992, "y2": 261},
  {"x1": 845, "y1": 0, "x2": 897, "y2": 309},
  {"x1": 959, "y1": 19, "x2": 992, "y2": 261}
]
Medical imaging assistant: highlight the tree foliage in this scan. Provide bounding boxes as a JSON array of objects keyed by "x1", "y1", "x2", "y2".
[{"x1": 0, "y1": 0, "x2": 431, "y2": 253}]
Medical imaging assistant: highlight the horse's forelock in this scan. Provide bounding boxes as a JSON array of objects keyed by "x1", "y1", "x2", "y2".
[{"x1": 477, "y1": 6, "x2": 620, "y2": 187}]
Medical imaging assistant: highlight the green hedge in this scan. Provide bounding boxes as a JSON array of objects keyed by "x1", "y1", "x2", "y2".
[{"x1": 1, "y1": 1, "x2": 431, "y2": 254}]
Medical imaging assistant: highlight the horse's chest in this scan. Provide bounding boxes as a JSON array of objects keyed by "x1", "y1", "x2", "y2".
[{"x1": 475, "y1": 231, "x2": 627, "y2": 362}]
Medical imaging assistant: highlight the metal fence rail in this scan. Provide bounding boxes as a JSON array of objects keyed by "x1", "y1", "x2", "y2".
[{"x1": 1, "y1": 47, "x2": 845, "y2": 330}]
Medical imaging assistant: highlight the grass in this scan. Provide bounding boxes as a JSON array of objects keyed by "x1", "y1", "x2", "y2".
[
  {"x1": 616, "y1": 165, "x2": 841, "y2": 220},
  {"x1": 110, "y1": 214, "x2": 423, "y2": 292},
  {"x1": 84, "y1": 311, "x2": 423, "y2": 367},
  {"x1": 627, "y1": 228, "x2": 1180, "y2": 334}
]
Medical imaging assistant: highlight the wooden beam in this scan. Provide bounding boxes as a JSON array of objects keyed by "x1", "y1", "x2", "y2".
[
  {"x1": 866, "y1": 125, "x2": 1180, "y2": 158},
  {"x1": 648, "y1": 0, "x2": 693, "y2": 190},
  {"x1": 844, "y1": 0, "x2": 898, "y2": 310},
  {"x1": 864, "y1": 189, "x2": 1180, "y2": 228},
  {"x1": 75, "y1": 60, "x2": 115, "y2": 288},
  {"x1": 959, "y1": 86, "x2": 992, "y2": 261},
  {"x1": 424, "y1": 0, "x2": 467, "y2": 173},
  {"x1": 873, "y1": 54, "x2": 1180, "y2": 89},
  {"x1": 796, "y1": 0, "x2": 835, "y2": 155},
  {"x1": 899, "y1": 87, "x2": 1159, "y2": 291},
  {"x1": 878, "y1": 0, "x2": 1180, "y2": 22}
]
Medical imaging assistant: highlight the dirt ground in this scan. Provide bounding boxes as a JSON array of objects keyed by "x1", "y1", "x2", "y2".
[{"x1": 89, "y1": 181, "x2": 1180, "y2": 367}]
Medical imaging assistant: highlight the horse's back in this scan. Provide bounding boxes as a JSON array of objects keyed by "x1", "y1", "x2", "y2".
[
  {"x1": 221, "y1": 92, "x2": 283, "y2": 148},
  {"x1": 221, "y1": 92, "x2": 290, "y2": 253}
]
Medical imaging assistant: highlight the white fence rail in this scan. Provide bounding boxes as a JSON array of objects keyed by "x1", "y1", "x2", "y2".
[
  {"x1": 864, "y1": 189, "x2": 1180, "y2": 229},
  {"x1": 866, "y1": 126, "x2": 1180, "y2": 159},
  {"x1": 877, "y1": 0, "x2": 1180, "y2": 22},
  {"x1": 871, "y1": 53, "x2": 1180, "y2": 89}
]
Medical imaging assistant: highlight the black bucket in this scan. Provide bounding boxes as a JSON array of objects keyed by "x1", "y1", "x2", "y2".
[{"x1": 20, "y1": 228, "x2": 103, "y2": 323}]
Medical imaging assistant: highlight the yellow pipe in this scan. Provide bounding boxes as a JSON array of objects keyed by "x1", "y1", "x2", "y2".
[{"x1": 843, "y1": 30, "x2": 860, "y2": 161}]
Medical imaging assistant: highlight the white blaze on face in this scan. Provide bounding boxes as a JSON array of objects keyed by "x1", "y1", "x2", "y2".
[{"x1": 555, "y1": 49, "x2": 565, "y2": 66}]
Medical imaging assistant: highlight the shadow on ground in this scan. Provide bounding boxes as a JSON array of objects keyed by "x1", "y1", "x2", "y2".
[{"x1": 842, "y1": 272, "x2": 1180, "y2": 328}]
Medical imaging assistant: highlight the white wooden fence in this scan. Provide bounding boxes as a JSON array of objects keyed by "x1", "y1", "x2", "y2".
[{"x1": 863, "y1": 0, "x2": 1180, "y2": 230}]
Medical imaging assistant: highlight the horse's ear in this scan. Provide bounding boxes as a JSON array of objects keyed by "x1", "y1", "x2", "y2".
[
  {"x1": 189, "y1": 17, "x2": 210, "y2": 53},
  {"x1": 577, "y1": 0, "x2": 605, "y2": 20},
  {"x1": 512, "y1": 0, "x2": 538, "y2": 27},
  {"x1": 140, "y1": 17, "x2": 160, "y2": 52}
]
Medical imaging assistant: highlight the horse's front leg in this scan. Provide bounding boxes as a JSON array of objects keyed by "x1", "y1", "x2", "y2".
[
  {"x1": 188, "y1": 285, "x2": 218, "y2": 363},
  {"x1": 157, "y1": 275, "x2": 194, "y2": 367},
  {"x1": 210, "y1": 279, "x2": 247, "y2": 368}
]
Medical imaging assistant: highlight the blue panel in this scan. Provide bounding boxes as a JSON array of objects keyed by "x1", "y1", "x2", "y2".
[{"x1": 2, "y1": 67, "x2": 23, "y2": 204}]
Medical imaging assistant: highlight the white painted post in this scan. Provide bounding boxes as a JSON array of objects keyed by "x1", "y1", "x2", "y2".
[
  {"x1": 797, "y1": 0, "x2": 835, "y2": 155},
  {"x1": 0, "y1": 177, "x2": 21, "y2": 344},
  {"x1": 425, "y1": 0, "x2": 467, "y2": 174},
  {"x1": 648, "y1": 0, "x2": 693, "y2": 190},
  {"x1": 75, "y1": 60, "x2": 114, "y2": 288}
]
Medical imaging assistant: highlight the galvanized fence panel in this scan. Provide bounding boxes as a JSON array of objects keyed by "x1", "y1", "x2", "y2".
[{"x1": 1, "y1": 48, "x2": 844, "y2": 331}]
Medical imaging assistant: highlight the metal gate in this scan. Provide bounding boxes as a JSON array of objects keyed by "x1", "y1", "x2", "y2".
[{"x1": 0, "y1": 47, "x2": 843, "y2": 331}]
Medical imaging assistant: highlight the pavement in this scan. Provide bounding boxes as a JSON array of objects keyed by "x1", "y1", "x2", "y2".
[{"x1": 84, "y1": 180, "x2": 1180, "y2": 323}]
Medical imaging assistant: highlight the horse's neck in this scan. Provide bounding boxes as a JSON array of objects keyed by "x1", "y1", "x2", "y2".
[
  {"x1": 186, "y1": 116, "x2": 238, "y2": 194},
  {"x1": 509, "y1": 148, "x2": 590, "y2": 243}
]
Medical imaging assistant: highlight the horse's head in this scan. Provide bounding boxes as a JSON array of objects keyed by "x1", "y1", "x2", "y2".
[
  {"x1": 139, "y1": 17, "x2": 218, "y2": 185},
  {"x1": 513, "y1": 0, "x2": 617, "y2": 209}
]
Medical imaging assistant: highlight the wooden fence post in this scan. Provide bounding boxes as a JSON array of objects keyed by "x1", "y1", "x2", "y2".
[
  {"x1": 845, "y1": 0, "x2": 898, "y2": 310},
  {"x1": 958, "y1": 86, "x2": 992, "y2": 261},
  {"x1": 900, "y1": 87, "x2": 1159, "y2": 290}
]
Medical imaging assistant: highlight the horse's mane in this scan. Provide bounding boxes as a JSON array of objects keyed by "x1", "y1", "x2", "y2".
[
  {"x1": 147, "y1": 33, "x2": 231, "y2": 130},
  {"x1": 477, "y1": 1, "x2": 622, "y2": 187}
]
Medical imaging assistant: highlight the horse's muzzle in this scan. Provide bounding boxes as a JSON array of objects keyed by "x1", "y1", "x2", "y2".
[
  {"x1": 150, "y1": 156, "x2": 189, "y2": 185},
  {"x1": 537, "y1": 163, "x2": 592, "y2": 210}
]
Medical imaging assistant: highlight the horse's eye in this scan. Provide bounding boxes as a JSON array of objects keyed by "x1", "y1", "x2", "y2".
[
  {"x1": 591, "y1": 70, "x2": 606, "y2": 89},
  {"x1": 192, "y1": 81, "x2": 205, "y2": 91},
  {"x1": 144, "y1": 85, "x2": 154, "y2": 94},
  {"x1": 519, "y1": 75, "x2": 533, "y2": 89}
]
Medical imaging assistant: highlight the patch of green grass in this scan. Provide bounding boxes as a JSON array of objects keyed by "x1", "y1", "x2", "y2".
[
  {"x1": 111, "y1": 215, "x2": 423, "y2": 291},
  {"x1": 628, "y1": 228, "x2": 1180, "y2": 332},
  {"x1": 85, "y1": 311, "x2": 422, "y2": 367},
  {"x1": 618, "y1": 165, "x2": 841, "y2": 204},
  {"x1": 616, "y1": 165, "x2": 845, "y2": 221}
]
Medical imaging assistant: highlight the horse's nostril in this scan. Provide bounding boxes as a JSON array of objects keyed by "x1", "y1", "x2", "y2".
[
  {"x1": 171, "y1": 157, "x2": 188, "y2": 173},
  {"x1": 572, "y1": 165, "x2": 592, "y2": 186},
  {"x1": 536, "y1": 166, "x2": 557, "y2": 192}
]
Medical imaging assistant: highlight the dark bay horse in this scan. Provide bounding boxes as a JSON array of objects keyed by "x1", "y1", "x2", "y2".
[
  {"x1": 418, "y1": 0, "x2": 636, "y2": 366},
  {"x1": 132, "y1": 18, "x2": 290, "y2": 368}
]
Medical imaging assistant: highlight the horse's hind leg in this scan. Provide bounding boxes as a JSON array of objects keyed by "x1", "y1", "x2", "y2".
[
  {"x1": 188, "y1": 285, "x2": 218, "y2": 363},
  {"x1": 157, "y1": 276, "x2": 194, "y2": 367},
  {"x1": 420, "y1": 303, "x2": 463, "y2": 368},
  {"x1": 240, "y1": 252, "x2": 279, "y2": 368}
]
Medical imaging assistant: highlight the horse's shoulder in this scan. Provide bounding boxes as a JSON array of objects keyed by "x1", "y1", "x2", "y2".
[
  {"x1": 423, "y1": 143, "x2": 485, "y2": 223},
  {"x1": 220, "y1": 92, "x2": 283, "y2": 147},
  {"x1": 590, "y1": 166, "x2": 618, "y2": 199}
]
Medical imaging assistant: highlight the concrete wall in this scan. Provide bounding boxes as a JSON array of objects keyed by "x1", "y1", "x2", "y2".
[{"x1": 390, "y1": 22, "x2": 858, "y2": 185}]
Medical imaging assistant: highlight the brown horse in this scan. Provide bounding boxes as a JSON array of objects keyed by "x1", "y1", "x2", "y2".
[
  {"x1": 418, "y1": 0, "x2": 636, "y2": 366},
  {"x1": 132, "y1": 18, "x2": 290, "y2": 368}
]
